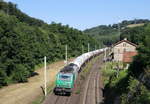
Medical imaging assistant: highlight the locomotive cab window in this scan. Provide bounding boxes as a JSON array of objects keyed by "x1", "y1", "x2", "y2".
[{"x1": 59, "y1": 74, "x2": 72, "y2": 81}]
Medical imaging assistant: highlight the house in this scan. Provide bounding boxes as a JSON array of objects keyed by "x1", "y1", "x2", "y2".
[{"x1": 112, "y1": 38, "x2": 137, "y2": 63}]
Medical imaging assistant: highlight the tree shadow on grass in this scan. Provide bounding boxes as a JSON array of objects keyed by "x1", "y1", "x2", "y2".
[
  {"x1": 103, "y1": 75, "x2": 130, "y2": 104},
  {"x1": 30, "y1": 72, "x2": 39, "y2": 77}
]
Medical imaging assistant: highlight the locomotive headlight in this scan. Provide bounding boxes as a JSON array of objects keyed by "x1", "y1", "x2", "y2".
[{"x1": 67, "y1": 83, "x2": 71, "y2": 87}]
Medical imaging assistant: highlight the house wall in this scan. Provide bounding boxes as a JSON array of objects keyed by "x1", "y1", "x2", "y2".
[
  {"x1": 123, "y1": 52, "x2": 138, "y2": 63},
  {"x1": 113, "y1": 42, "x2": 137, "y2": 62}
]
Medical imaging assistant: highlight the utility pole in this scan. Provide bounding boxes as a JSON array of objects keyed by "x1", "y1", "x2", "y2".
[
  {"x1": 104, "y1": 48, "x2": 107, "y2": 70},
  {"x1": 117, "y1": 20, "x2": 121, "y2": 76},
  {"x1": 82, "y1": 45, "x2": 84, "y2": 54},
  {"x1": 65, "y1": 45, "x2": 68, "y2": 65},
  {"x1": 88, "y1": 43, "x2": 90, "y2": 52},
  {"x1": 95, "y1": 45, "x2": 96, "y2": 50},
  {"x1": 99, "y1": 44, "x2": 101, "y2": 49},
  {"x1": 44, "y1": 56, "x2": 47, "y2": 96},
  {"x1": 118, "y1": 20, "x2": 121, "y2": 40},
  {"x1": 105, "y1": 48, "x2": 107, "y2": 61}
]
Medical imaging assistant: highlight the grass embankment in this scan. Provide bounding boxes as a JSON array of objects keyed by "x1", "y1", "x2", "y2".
[
  {"x1": 101, "y1": 62, "x2": 150, "y2": 104},
  {"x1": 0, "y1": 59, "x2": 72, "y2": 104},
  {"x1": 101, "y1": 62, "x2": 128, "y2": 104},
  {"x1": 32, "y1": 61, "x2": 62, "y2": 104},
  {"x1": 101, "y1": 62, "x2": 127, "y2": 86},
  {"x1": 32, "y1": 82, "x2": 55, "y2": 104}
]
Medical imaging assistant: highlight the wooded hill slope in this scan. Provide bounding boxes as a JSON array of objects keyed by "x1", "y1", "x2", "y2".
[
  {"x1": 0, "y1": 1, "x2": 98, "y2": 87},
  {"x1": 84, "y1": 19, "x2": 150, "y2": 47}
]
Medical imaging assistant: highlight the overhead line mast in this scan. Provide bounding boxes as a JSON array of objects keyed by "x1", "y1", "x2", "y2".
[
  {"x1": 118, "y1": 20, "x2": 121, "y2": 40},
  {"x1": 65, "y1": 45, "x2": 68, "y2": 65},
  {"x1": 88, "y1": 43, "x2": 90, "y2": 52},
  {"x1": 82, "y1": 45, "x2": 84, "y2": 54},
  {"x1": 44, "y1": 56, "x2": 47, "y2": 96}
]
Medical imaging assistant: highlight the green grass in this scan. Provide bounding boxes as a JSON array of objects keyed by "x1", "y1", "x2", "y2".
[
  {"x1": 32, "y1": 83, "x2": 55, "y2": 104},
  {"x1": 101, "y1": 62, "x2": 150, "y2": 104},
  {"x1": 101, "y1": 62, "x2": 128, "y2": 86},
  {"x1": 101, "y1": 62, "x2": 129, "y2": 104},
  {"x1": 75, "y1": 89, "x2": 81, "y2": 94}
]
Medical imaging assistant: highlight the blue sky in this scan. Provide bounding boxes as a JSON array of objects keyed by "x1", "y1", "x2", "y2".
[{"x1": 5, "y1": 0, "x2": 150, "y2": 30}]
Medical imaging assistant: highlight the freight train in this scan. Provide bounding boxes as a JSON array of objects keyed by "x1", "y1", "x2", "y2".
[{"x1": 53, "y1": 48, "x2": 107, "y2": 95}]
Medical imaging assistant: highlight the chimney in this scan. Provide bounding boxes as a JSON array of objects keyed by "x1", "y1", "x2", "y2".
[{"x1": 124, "y1": 38, "x2": 127, "y2": 40}]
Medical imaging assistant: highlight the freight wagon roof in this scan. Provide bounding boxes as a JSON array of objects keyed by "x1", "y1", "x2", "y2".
[
  {"x1": 60, "y1": 66, "x2": 74, "y2": 73},
  {"x1": 60, "y1": 63, "x2": 78, "y2": 73}
]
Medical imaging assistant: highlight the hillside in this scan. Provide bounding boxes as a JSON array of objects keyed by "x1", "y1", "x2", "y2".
[
  {"x1": 0, "y1": 1, "x2": 98, "y2": 87},
  {"x1": 103, "y1": 23, "x2": 150, "y2": 104},
  {"x1": 84, "y1": 19, "x2": 150, "y2": 47},
  {"x1": 84, "y1": 25, "x2": 119, "y2": 46}
]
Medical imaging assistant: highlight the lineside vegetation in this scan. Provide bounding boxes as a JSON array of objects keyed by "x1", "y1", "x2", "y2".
[
  {"x1": 0, "y1": 1, "x2": 98, "y2": 87},
  {"x1": 101, "y1": 23, "x2": 150, "y2": 104}
]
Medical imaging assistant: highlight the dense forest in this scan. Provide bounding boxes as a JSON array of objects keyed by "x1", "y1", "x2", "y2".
[
  {"x1": 84, "y1": 25, "x2": 119, "y2": 46},
  {"x1": 84, "y1": 19, "x2": 150, "y2": 47},
  {"x1": 120, "y1": 23, "x2": 150, "y2": 103},
  {"x1": 0, "y1": 1, "x2": 98, "y2": 87}
]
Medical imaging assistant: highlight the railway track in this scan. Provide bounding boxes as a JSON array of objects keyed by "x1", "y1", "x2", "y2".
[
  {"x1": 43, "y1": 93, "x2": 71, "y2": 104},
  {"x1": 43, "y1": 56, "x2": 103, "y2": 104},
  {"x1": 82, "y1": 58, "x2": 103, "y2": 104}
]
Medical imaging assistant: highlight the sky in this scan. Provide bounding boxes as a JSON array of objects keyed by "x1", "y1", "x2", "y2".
[{"x1": 5, "y1": 0, "x2": 150, "y2": 30}]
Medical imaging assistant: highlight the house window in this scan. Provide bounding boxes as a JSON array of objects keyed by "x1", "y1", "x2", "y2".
[
  {"x1": 123, "y1": 43, "x2": 126, "y2": 47},
  {"x1": 124, "y1": 48, "x2": 126, "y2": 52}
]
